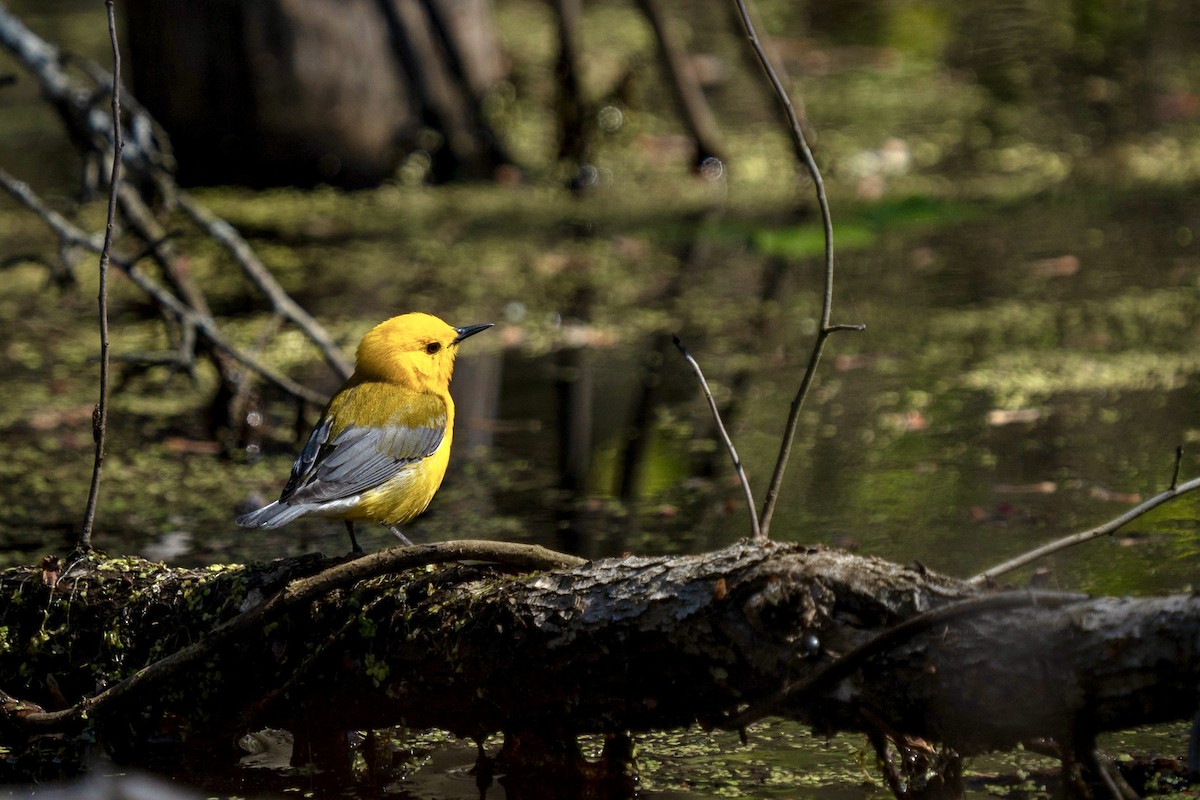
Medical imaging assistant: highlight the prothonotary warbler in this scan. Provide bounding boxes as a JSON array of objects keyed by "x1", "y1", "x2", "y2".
[{"x1": 236, "y1": 312, "x2": 492, "y2": 552}]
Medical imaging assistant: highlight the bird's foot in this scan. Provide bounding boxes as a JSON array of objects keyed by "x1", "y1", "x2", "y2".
[{"x1": 345, "y1": 520, "x2": 364, "y2": 555}]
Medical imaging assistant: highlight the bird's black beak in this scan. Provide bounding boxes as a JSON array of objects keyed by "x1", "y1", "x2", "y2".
[{"x1": 452, "y1": 323, "x2": 493, "y2": 344}]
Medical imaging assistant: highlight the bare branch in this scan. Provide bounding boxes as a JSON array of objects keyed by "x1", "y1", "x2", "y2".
[
  {"x1": 729, "y1": 0, "x2": 865, "y2": 538},
  {"x1": 117, "y1": 183, "x2": 212, "y2": 317},
  {"x1": 77, "y1": 0, "x2": 122, "y2": 554},
  {"x1": 0, "y1": 169, "x2": 328, "y2": 407},
  {"x1": 673, "y1": 335, "x2": 762, "y2": 542},
  {"x1": 0, "y1": 7, "x2": 353, "y2": 388},
  {"x1": 731, "y1": 0, "x2": 834, "y2": 324},
  {"x1": 0, "y1": 5, "x2": 160, "y2": 179},
  {"x1": 968, "y1": 475, "x2": 1200, "y2": 586},
  {"x1": 118, "y1": 268, "x2": 329, "y2": 406},
  {"x1": 177, "y1": 192, "x2": 354, "y2": 381},
  {"x1": 0, "y1": 168, "x2": 105, "y2": 251}
]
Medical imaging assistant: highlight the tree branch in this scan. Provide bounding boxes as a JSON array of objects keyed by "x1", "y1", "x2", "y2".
[
  {"x1": 77, "y1": 0, "x2": 122, "y2": 553},
  {"x1": 0, "y1": 169, "x2": 328, "y2": 406},
  {"x1": 0, "y1": 7, "x2": 354, "y2": 389},
  {"x1": 673, "y1": 336, "x2": 761, "y2": 541},
  {"x1": 8, "y1": 542, "x2": 1199, "y2": 785},
  {"x1": 969, "y1": 475, "x2": 1200, "y2": 585},
  {"x1": 725, "y1": 589, "x2": 1087, "y2": 729},
  {"x1": 176, "y1": 192, "x2": 354, "y2": 381},
  {"x1": 728, "y1": 0, "x2": 865, "y2": 539}
]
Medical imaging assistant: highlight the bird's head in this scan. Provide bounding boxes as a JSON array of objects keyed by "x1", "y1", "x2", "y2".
[{"x1": 355, "y1": 312, "x2": 492, "y2": 389}]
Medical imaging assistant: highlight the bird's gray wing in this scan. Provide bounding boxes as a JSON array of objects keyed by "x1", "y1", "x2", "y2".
[{"x1": 279, "y1": 400, "x2": 447, "y2": 505}]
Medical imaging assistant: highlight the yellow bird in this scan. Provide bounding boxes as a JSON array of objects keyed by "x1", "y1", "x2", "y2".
[{"x1": 237, "y1": 312, "x2": 492, "y2": 552}]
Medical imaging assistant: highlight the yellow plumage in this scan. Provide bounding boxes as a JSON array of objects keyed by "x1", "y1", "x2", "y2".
[{"x1": 236, "y1": 312, "x2": 491, "y2": 551}]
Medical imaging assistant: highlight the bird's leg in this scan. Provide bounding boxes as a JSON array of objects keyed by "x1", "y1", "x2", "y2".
[
  {"x1": 387, "y1": 525, "x2": 414, "y2": 546},
  {"x1": 345, "y1": 520, "x2": 363, "y2": 554}
]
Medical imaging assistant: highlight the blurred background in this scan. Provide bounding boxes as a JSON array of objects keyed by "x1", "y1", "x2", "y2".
[{"x1": 2, "y1": 0, "x2": 1200, "y2": 796}]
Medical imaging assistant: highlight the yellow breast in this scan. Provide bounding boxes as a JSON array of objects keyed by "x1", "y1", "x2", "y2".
[{"x1": 355, "y1": 426, "x2": 453, "y2": 526}]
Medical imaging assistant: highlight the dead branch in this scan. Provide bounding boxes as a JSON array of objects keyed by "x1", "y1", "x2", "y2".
[
  {"x1": 0, "y1": 6, "x2": 352, "y2": 399},
  {"x1": 726, "y1": 588, "x2": 1089, "y2": 729},
  {"x1": 0, "y1": 6, "x2": 161, "y2": 184},
  {"x1": 18, "y1": 540, "x2": 584, "y2": 733},
  {"x1": 77, "y1": 0, "x2": 122, "y2": 553},
  {"x1": 728, "y1": 0, "x2": 866, "y2": 539},
  {"x1": 0, "y1": 169, "x2": 327, "y2": 406},
  {"x1": 673, "y1": 335, "x2": 762, "y2": 541},
  {"x1": 969, "y1": 474, "x2": 1200, "y2": 585},
  {"x1": 175, "y1": 192, "x2": 354, "y2": 380}
]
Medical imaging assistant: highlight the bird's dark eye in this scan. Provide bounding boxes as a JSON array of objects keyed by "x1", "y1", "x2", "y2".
[{"x1": 425, "y1": 342, "x2": 442, "y2": 355}]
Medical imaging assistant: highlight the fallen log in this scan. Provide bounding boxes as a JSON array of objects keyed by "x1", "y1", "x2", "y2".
[{"x1": 0, "y1": 541, "x2": 1197, "y2": 793}]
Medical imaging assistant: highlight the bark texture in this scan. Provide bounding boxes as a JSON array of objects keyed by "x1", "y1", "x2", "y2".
[{"x1": 2, "y1": 541, "x2": 1197, "y2": 777}]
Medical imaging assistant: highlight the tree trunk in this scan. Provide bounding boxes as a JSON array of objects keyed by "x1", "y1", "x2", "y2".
[
  {"x1": 121, "y1": 0, "x2": 509, "y2": 187},
  {"x1": 633, "y1": 0, "x2": 726, "y2": 168}
]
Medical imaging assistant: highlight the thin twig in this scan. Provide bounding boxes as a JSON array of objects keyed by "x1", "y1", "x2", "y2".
[
  {"x1": 0, "y1": 168, "x2": 327, "y2": 407},
  {"x1": 17, "y1": 540, "x2": 585, "y2": 733},
  {"x1": 117, "y1": 182, "x2": 212, "y2": 317},
  {"x1": 0, "y1": 8, "x2": 352, "y2": 387},
  {"x1": 177, "y1": 192, "x2": 354, "y2": 381},
  {"x1": 731, "y1": 0, "x2": 832, "y2": 326},
  {"x1": 730, "y1": 0, "x2": 864, "y2": 539},
  {"x1": 118, "y1": 265, "x2": 327, "y2": 405},
  {"x1": 77, "y1": 0, "x2": 121, "y2": 554},
  {"x1": 968, "y1": 475, "x2": 1200, "y2": 585},
  {"x1": 114, "y1": 183, "x2": 210, "y2": 378},
  {"x1": 0, "y1": 168, "x2": 105, "y2": 252},
  {"x1": 1171, "y1": 446, "x2": 1183, "y2": 490},
  {"x1": 674, "y1": 335, "x2": 762, "y2": 542}
]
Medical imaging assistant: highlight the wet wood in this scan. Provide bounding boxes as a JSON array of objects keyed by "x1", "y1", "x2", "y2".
[{"x1": 1, "y1": 540, "x2": 1197, "y2": 786}]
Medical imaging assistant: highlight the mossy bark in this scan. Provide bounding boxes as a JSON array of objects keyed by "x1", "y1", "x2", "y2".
[{"x1": 1, "y1": 542, "x2": 1198, "y2": 784}]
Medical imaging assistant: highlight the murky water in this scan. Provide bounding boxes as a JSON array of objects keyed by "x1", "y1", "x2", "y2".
[{"x1": 145, "y1": 187, "x2": 1196, "y2": 595}]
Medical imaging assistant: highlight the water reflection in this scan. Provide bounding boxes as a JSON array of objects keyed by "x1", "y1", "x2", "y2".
[{"x1": 439, "y1": 191, "x2": 1200, "y2": 600}]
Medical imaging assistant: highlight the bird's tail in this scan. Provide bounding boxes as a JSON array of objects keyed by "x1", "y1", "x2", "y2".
[{"x1": 236, "y1": 501, "x2": 311, "y2": 529}]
